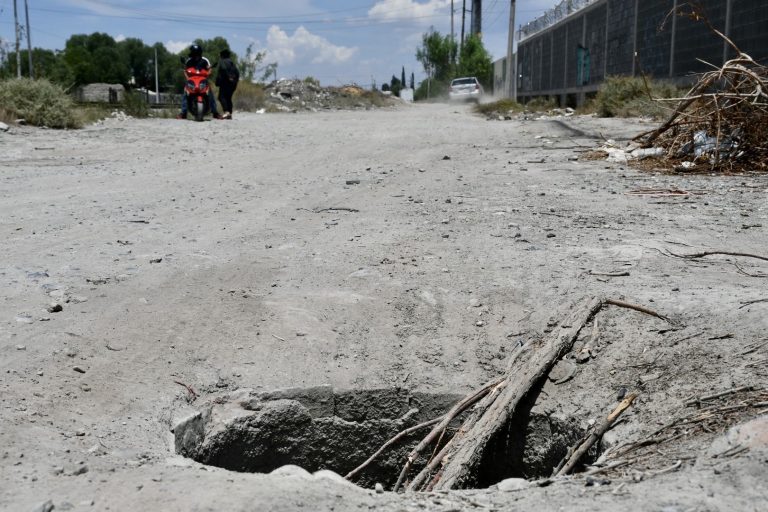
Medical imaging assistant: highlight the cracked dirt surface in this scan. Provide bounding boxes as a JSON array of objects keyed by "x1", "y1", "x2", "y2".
[{"x1": 1, "y1": 103, "x2": 766, "y2": 511}]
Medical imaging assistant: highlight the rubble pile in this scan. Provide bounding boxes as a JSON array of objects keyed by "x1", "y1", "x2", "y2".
[
  {"x1": 263, "y1": 79, "x2": 396, "y2": 112},
  {"x1": 633, "y1": 37, "x2": 768, "y2": 173}
]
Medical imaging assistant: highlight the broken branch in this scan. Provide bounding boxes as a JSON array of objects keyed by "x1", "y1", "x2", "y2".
[{"x1": 556, "y1": 393, "x2": 638, "y2": 476}]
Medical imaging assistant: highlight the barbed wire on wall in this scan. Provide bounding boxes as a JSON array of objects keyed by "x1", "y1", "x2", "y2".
[{"x1": 519, "y1": 0, "x2": 599, "y2": 40}]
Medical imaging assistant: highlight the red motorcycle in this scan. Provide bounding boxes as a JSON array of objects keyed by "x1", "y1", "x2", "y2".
[{"x1": 184, "y1": 65, "x2": 213, "y2": 122}]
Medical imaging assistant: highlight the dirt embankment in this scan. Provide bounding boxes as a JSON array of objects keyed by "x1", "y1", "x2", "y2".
[{"x1": 0, "y1": 104, "x2": 766, "y2": 511}]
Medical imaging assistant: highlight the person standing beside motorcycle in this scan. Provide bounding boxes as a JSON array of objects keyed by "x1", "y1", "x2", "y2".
[
  {"x1": 177, "y1": 44, "x2": 222, "y2": 120},
  {"x1": 216, "y1": 49, "x2": 239, "y2": 120}
]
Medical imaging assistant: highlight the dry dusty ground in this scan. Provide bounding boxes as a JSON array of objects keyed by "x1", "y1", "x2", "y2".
[{"x1": 0, "y1": 103, "x2": 766, "y2": 511}]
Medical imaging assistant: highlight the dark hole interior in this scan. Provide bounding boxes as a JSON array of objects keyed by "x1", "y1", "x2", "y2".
[{"x1": 175, "y1": 386, "x2": 597, "y2": 490}]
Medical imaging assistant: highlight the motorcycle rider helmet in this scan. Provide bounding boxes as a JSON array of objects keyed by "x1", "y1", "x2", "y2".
[{"x1": 189, "y1": 44, "x2": 203, "y2": 58}]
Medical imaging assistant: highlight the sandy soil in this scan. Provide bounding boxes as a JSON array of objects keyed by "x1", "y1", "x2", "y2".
[{"x1": 1, "y1": 103, "x2": 766, "y2": 511}]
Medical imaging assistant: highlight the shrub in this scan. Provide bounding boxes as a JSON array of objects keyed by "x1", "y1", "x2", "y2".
[
  {"x1": 596, "y1": 76, "x2": 679, "y2": 118},
  {"x1": 474, "y1": 99, "x2": 523, "y2": 116},
  {"x1": 233, "y1": 81, "x2": 267, "y2": 111},
  {"x1": 525, "y1": 96, "x2": 558, "y2": 111},
  {"x1": 0, "y1": 78, "x2": 80, "y2": 128},
  {"x1": 123, "y1": 90, "x2": 150, "y2": 118}
]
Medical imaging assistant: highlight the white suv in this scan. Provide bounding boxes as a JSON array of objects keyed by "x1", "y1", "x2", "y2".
[{"x1": 449, "y1": 77, "x2": 483, "y2": 102}]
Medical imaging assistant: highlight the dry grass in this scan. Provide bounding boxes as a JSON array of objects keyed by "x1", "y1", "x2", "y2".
[{"x1": 0, "y1": 78, "x2": 80, "y2": 128}]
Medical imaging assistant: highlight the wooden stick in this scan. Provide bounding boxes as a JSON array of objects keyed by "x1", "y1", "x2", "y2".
[
  {"x1": 684, "y1": 385, "x2": 754, "y2": 407},
  {"x1": 391, "y1": 378, "x2": 502, "y2": 492},
  {"x1": 431, "y1": 296, "x2": 606, "y2": 490},
  {"x1": 556, "y1": 393, "x2": 638, "y2": 476},
  {"x1": 345, "y1": 417, "x2": 441, "y2": 481},
  {"x1": 669, "y1": 250, "x2": 768, "y2": 263},
  {"x1": 604, "y1": 298, "x2": 672, "y2": 323},
  {"x1": 407, "y1": 379, "x2": 507, "y2": 492}
]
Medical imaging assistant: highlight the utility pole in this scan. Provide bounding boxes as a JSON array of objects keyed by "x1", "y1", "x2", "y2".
[
  {"x1": 154, "y1": 47, "x2": 160, "y2": 104},
  {"x1": 471, "y1": 0, "x2": 482, "y2": 37},
  {"x1": 451, "y1": 0, "x2": 455, "y2": 65},
  {"x1": 506, "y1": 0, "x2": 516, "y2": 100},
  {"x1": 460, "y1": 0, "x2": 466, "y2": 53},
  {"x1": 13, "y1": 0, "x2": 21, "y2": 78},
  {"x1": 24, "y1": 0, "x2": 33, "y2": 78}
]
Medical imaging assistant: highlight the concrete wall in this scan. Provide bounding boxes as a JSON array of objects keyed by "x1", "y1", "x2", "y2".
[
  {"x1": 516, "y1": 0, "x2": 768, "y2": 105},
  {"x1": 74, "y1": 83, "x2": 125, "y2": 103}
]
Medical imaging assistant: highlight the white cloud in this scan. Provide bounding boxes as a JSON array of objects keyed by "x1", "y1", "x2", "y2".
[
  {"x1": 368, "y1": 0, "x2": 450, "y2": 22},
  {"x1": 264, "y1": 26, "x2": 357, "y2": 65},
  {"x1": 165, "y1": 40, "x2": 191, "y2": 54},
  {"x1": 115, "y1": 34, "x2": 126, "y2": 43}
]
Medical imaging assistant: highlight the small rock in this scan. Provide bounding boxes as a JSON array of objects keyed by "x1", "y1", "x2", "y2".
[
  {"x1": 546, "y1": 233, "x2": 556, "y2": 238},
  {"x1": 575, "y1": 350, "x2": 591, "y2": 364},
  {"x1": 15, "y1": 314, "x2": 34, "y2": 324},
  {"x1": 80, "y1": 384, "x2": 92, "y2": 392},
  {"x1": 65, "y1": 348, "x2": 78, "y2": 358},
  {"x1": 51, "y1": 467, "x2": 64, "y2": 476},
  {"x1": 548, "y1": 359, "x2": 577, "y2": 383},
  {"x1": 270, "y1": 464, "x2": 311, "y2": 478},
  {"x1": 345, "y1": 179, "x2": 361, "y2": 185},
  {"x1": 374, "y1": 483, "x2": 384, "y2": 494},
  {"x1": 585, "y1": 475, "x2": 610, "y2": 486},
  {"x1": 0, "y1": 121, "x2": 9, "y2": 132},
  {"x1": 16, "y1": 345, "x2": 26, "y2": 351},
  {"x1": 442, "y1": 155, "x2": 451, "y2": 160},
  {"x1": 476, "y1": 320, "x2": 485, "y2": 327},
  {"x1": 68, "y1": 295, "x2": 88, "y2": 304},
  {"x1": 469, "y1": 298, "x2": 481, "y2": 308},
  {"x1": 150, "y1": 257, "x2": 163, "y2": 264},
  {"x1": 33, "y1": 500, "x2": 55, "y2": 512},
  {"x1": 47, "y1": 303, "x2": 63, "y2": 313},
  {"x1": 313, "y1": 470, "x2": 358, "y2": 489},
  {"x1": 497, "y1": 477, "x2": 528, "y2": 492},
  {"x1": 640, "y1": 372, "x2": 661, "y2": 383},
  {"x1": 69, "y1": 464, "x2": 88, "y2": 476},
  {"x1": 73, "y1": 366, "x2": 86, "y2": 374}
]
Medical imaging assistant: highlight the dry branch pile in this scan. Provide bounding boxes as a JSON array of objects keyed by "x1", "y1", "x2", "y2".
[
  {"x1": 346, "y1": 296, "x2": 672, "y2": 492},
  {"x1": 635, "y1": 19, "x2": 768, "y2": 173}
]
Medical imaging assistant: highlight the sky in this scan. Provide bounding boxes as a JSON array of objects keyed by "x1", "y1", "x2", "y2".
[{"x1": 0, "y1": 0, "x2": 559, "y2": 87}]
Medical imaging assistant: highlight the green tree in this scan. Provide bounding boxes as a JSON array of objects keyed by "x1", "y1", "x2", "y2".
[
  {"x1": 1, "y1": 49, "x2": 73, "y2": 85},
  {"x1": 119, "y1": 38, "x2": 153, "y2": 88},
  {"x1": 457, "y1": 34, "x2": 492, "y2": 88},
  {"x1": 62, "y1": 33, "x2": 131, "y2": 85},
  {"x1": 390, "y1": 75, "x2": 402, "y2": 97},
  {"x1": 416, "y1": 29, "x2": 456, "y2": 83}
]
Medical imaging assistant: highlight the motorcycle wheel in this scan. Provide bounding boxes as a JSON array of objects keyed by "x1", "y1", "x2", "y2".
[{"x1": 195, "y1": 101, "x2": 204, "y2": 122}]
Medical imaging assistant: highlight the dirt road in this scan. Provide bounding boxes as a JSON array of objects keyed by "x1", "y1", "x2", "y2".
[{"x1": 1, "y1": 104, "x2": 766, "y2": 511}]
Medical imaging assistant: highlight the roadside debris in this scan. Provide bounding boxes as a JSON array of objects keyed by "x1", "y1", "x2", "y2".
[
  {"x1": 632, "y1": 30, "x2": 768, "y2": 173},
  {"x1": 263, "y1": 79, "x2": 396, "y2": 112}
]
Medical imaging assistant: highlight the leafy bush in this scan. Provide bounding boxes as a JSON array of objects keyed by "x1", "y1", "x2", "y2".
[
  {"x1": 596, "y1": 76, "x2": 679, "y2": 118},
  {"x1": 525, "y1": 96, "x2": 558, "y2": 111},
  {"x1": 474, "y1": 99, "x2": 523, "y2": 116},
  {"x1": 303, "y1": 76, "x2": 320, "y2": 87},
  {"x1": 233, "y1": 81, "x2": 267, "y2": 111},
  {"x1": 414, "y1": 78, "x2": 450, "y2": 101},
  {"x1": 0, "y1": 78, "x2": 80, "y2": 128},
  {"x1": 123, "y1": 90, "x2": 150, "y2": 118}
]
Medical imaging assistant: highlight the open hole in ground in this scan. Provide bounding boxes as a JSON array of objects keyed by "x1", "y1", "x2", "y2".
[{"x1": 174, "y1": 386, "x2": 598, "y2": 490}]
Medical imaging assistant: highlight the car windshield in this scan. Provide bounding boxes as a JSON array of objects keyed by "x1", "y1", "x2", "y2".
[{"x1": 452, "y1": 78, "x2": 476, "y2": 86}]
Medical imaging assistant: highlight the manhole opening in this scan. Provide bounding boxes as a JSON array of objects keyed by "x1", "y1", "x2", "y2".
[{"x1": 174, "y1": 386, "x2": 596, "y2": 490}]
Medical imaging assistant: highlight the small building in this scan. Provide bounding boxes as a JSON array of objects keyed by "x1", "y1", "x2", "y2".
[{"x1": 74, "y1": 83, "x2": 125, "y2": 103}]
